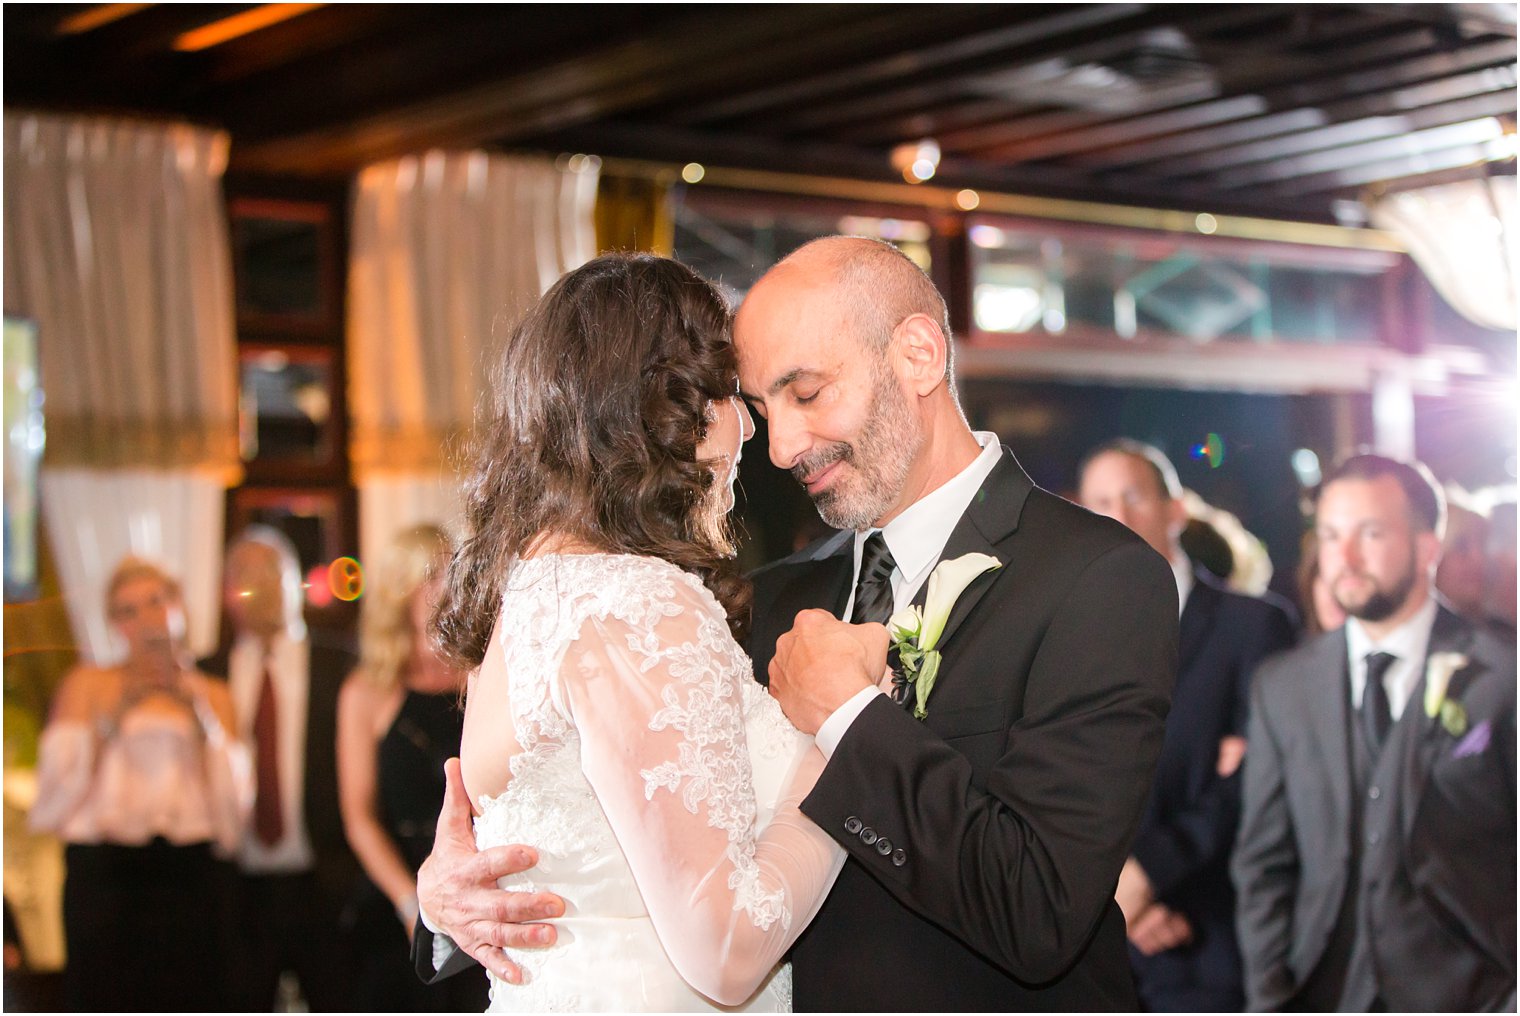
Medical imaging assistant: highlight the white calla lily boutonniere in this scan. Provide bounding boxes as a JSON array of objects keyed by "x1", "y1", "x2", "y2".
[
  {"x1": 1423, "y1": 651, "x2": 1470, "y2": 737},
  {"x1": 887, "y1": 552, "x2": 1001, "y2": 720}
]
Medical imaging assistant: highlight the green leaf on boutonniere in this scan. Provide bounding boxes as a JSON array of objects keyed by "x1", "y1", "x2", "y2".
[
  {"x1": 1439, "y1": 698, "x2": 1468, "y2": 737},
  {"x1": 885, "y1": 553, "x2": 1000, "y2": 720}
]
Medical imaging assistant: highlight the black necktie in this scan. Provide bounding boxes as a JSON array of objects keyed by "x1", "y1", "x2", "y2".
[
  {"x1": 850, "y1": 532, "x2": 897, "y2": 625},
  {"x1": 1362, "y1": 651, "x2": 1397, "y2": 755}
]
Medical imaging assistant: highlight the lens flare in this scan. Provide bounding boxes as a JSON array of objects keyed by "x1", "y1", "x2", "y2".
[
  {"x1": 1190, "y1": 433, "x2": 1225, "y2": 469},
  {"x1": 329, "y1": 557, "x2": 364, "y2": 602}
]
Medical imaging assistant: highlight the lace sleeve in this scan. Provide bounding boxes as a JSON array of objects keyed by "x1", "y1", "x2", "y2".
[{"x1": 556, "y1": 581, "x2": 844, "y2": 1007}]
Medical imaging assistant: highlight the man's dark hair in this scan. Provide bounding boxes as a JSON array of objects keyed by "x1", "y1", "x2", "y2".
[{"x1": 1320, "y1": 452, "x2": 1446, "y2": 538}]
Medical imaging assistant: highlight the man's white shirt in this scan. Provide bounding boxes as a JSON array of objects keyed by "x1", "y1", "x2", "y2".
[
  {"x1": 229, "y1": 630, "x2": 316, "y2": 872},
  {"x1": 1345, "y1": 594, "x2": 1438, "y2": 721},
  {"x1": 816, "y1": 432, "x2": 1004, "y2": 759}
]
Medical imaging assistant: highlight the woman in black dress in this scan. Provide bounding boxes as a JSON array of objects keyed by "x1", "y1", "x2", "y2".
[{"x1": 336, "y1": 524, "x2": 489, "y2": 1011}]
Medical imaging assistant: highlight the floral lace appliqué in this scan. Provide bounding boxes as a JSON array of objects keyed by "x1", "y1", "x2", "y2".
[{"x1": 637, "y1": 588, "x2": 790, "y2": 932}]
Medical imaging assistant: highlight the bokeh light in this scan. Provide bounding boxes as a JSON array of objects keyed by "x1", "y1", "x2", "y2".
[
  {"x1": 328, "y1": 557, "x2": 364, "y2": 602},
  {"x1": 1190, "y1": 432, "x2": 1225, "y2": 468}
]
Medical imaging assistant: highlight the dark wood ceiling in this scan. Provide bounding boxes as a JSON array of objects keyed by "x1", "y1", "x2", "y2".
[{"x1": 6, "y1": 3, "x2": 1516, "y2": 222}]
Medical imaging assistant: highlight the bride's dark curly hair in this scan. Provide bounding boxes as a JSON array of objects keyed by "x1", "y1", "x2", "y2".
[{"x1": 433, "y1": 252, "x2": 750, "y2": 669}]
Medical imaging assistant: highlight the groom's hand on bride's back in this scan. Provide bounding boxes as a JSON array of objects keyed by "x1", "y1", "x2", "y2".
[{"x1": 417, "y1": 757, "x2": 566, "y2": 985}]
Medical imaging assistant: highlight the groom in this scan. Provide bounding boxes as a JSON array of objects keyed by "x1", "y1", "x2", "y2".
[{"x1": 412, "y1": 237, "x2": 1177, "y2": 1009}]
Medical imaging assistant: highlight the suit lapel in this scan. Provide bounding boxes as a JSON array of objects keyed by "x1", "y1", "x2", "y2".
[
  {"x1": 1398, "y1": 605, "x2": 1479, "y2": 841},
  {"x1": 885, "y1": 451, "x2": 1033, "y2": 715},
  {"x1": 1177, "y1": 572, "x2": 1220, "y2": 672},
  {"x1": 916, "y1": 450, "x2": 1034, "y2": 651},
  {"x1": 1306, "y1": 629, "x2": 1354, "y2": 837}
]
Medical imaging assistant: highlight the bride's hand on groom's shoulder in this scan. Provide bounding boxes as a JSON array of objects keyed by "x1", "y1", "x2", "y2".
[
  {"x1": 768, "y1": 610, "x2": 888, "y2": 735},
  {"x1": 418, "y1": 758, "x2": 567, "y2": 985}
]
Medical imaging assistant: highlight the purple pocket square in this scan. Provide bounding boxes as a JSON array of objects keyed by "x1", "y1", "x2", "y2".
[{"x1": 1451, "y1": 719, "x2": 1491, "y2": 760}]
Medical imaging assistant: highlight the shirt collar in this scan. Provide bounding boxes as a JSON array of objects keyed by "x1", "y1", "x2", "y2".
[
  {"x1": 861, "y1": 431, "x2": 1003, "y2": 587},
  {"x1": 1345, "y1": 594, "x2": 1439, "y2": 670},
  {"x1": 1170, "y1": 552, "x2": 1194, "y2": 616}
]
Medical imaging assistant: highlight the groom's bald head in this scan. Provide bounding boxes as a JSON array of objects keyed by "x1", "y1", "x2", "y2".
[{"x1": 764, "y1": 236, "x2": 953, "y2": 377}]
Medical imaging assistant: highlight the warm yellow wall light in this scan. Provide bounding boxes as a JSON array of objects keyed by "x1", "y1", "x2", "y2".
[
  {"x1": 56, "y1": 4, "x2": 154, "y2": 35},
  {"x1": 173, "y1": 3, "x2": 325, "y2": 52}
]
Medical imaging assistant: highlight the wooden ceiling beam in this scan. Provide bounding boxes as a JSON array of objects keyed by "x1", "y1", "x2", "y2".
[
  {"x1": 1144, "y1": 79, "x2": 1518, "y2": 177},
  {"x1": 194, "y1": 4, "x2": 420, "y2": 86},
  {"x1": 957, "y1": 27, "x2": 1452, "y2": 161},
  {"x1": 827, "y1": 8, "x2": 1389, "y2": 147},
  {"x1": 1262, "y1": 139, "x2": 1516, "y2": 197},
  {"x1": 667, "y1": 3, "x2": 1151, "y2": 127},
  {"x1": 1095, "y1": 88, "x2": 1516, "y2": 197},
  {"x1": 960, "y1": 31, "x2": 1507, "y2": 165},
  {"x1": 1341, "y1": 2, "x2": 1517, "y2": 38},
  {"x1": 3, "y1": 4, "x2": 255, "y2": 109},
  {"x1": 733, "y1": 5, "x2": 1270, "y2": 138},
  {"x1": 1207, "y1": 116, "x2": 1513, "y2": 189},
  {"x1": 209, "y1": 7, "x2": 695, "y2": 138},
  {"x1": 1076, "y1": 56, "x2": 1519, "y2": 170},
  {"x1": 226, "y1": 5, "x2": 883, "y2": 175}
]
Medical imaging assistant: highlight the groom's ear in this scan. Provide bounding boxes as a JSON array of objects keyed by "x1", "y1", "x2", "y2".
[{"x1": 893, "y1": 312, "x2": 949, "y2": 397}]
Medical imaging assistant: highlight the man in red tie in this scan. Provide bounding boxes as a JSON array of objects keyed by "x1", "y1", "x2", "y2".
[{"x1": 200, "y1": 526, "x2": 357, "y2": 1011}]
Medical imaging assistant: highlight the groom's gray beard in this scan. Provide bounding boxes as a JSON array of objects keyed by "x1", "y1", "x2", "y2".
[{"x1": 794, "y1": 377, "x2": 922, "y2": 532}]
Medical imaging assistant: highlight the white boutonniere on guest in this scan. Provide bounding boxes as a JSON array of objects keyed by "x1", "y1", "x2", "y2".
[
  {"x1": 1423, "y1": 651, "x2": 1470, "y2": 737},
  {"x1": 887, "y1": 553, "x2": 1000, "y2": 720}
]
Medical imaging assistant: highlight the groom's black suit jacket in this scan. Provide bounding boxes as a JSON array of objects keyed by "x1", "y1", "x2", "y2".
[{"x1": 745, "y1": 451, "x2": 1177, "y2": 1011}]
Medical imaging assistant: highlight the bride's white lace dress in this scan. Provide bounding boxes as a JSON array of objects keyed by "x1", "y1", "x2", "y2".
[{"x1": 473, "y1": 553, "x2": 844, "y2": 1012}]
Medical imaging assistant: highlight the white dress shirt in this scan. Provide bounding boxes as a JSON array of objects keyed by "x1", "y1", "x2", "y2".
[
  {"x1": 816, "y1": 432, "x2": 1005, "y2": 757},
  {"x1": 1344, "y1": 595, "x2": 1438, "y2": 721},
  {"x1": 229, "y1": 631, "x2": 316, "y2": 873},
  {"x1": 1170, "y1": 552, "x2": 1195, "y2": 618}
]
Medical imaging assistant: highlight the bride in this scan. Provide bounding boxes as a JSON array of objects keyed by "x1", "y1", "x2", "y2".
[{"x1": 431, "y1": 253, "x2": 845, "y2": 1011}]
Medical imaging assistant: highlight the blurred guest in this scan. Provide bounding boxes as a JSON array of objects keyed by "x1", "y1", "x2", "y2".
[
  {"x1": 1435, "y1": 497, "x2": 1490, "y2": 622},
  {"x1": 200, "y1": 526, "x2": 358, "y2": 1011},
  {"x1": 31, "y1": 557, "x2": 248, "y2": 1011},
  {"x1": 1296, "y1": 530, "x2": 1348, "y2": 636},
  {"x1": 1485, "y1": 499, "x2": 1516, "y2": 638},
  {"x1": 1234, "y1": 454, "x2": 1515, "y2": 1011},
  {"x1": 1181, "y1": 489, "x2": 1275, "y2": 596},
  {"x1": 1078, "y1": 440, "x2": 1296, "y2": 1012},
  {"x1": 336, "y1": 524, "x2": 488, "y2": 1011},
  {"x1": 1180, "y1": 516, "x2": 1234, "y2": 585}
]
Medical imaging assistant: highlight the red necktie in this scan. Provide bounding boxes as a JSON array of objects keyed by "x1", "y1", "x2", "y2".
[{"x1": 253, "y1": 665, "x2": 285, "y2": 846}]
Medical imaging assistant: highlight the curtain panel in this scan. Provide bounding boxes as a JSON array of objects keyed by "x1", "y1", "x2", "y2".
[
  {"x1": 1370, "y1": 175, "x2": 1518, "y2": 333},
  {"x1": 3, "y1": 113, "x2": 240, "y2": 661},
  {"x1": 346, "y1": 150, "x2": 598, "y2": 560}
]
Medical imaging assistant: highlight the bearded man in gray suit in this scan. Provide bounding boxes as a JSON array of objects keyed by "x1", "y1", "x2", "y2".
[{"x1": 1233, "y1": 453, "x2": 1515, "y2": 1011}]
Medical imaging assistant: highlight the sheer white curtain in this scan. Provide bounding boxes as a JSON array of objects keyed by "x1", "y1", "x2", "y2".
[
  {"x1": 3, "y1": 113, "x2": 239, "y2": 662},
  {"x1": 1369, "y1": 175, "x2": 1518, "y2": 332},
  {"x1": 347, "y1": 150, "x2": 598, "y2": 562}
]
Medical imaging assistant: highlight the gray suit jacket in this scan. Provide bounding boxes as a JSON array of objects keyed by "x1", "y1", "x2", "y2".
[{"x1": 1233, "y1": 603, "x2": 1515, "y2": 1011}]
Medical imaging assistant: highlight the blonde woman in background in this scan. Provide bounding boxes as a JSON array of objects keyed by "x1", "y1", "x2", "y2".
[
  {"x1": 30, "y1": 557, "x2": 248, "y2": 1011},
  {"x1": 336, "y1": 523, "x2": 489, "y2": 1011}
]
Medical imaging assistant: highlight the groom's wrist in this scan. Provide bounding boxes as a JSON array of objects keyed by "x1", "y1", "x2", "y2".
[{"x1": 815, "y1": 686, "x2": 883, "y2": 760}]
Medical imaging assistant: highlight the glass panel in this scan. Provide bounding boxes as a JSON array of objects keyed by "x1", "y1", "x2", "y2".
[
  {"x1": 969, "y1": 222, "x2": 1386, "y2": 344},
  {"x1": 239, "y1": 350, "x2": 333, "y2": 464},
  {"x1": 673, "y1": 197, "x2": 930, "y2": 304},
  {"x1": 234, "y1": 215, "x2": 324, "y2": 319}
]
